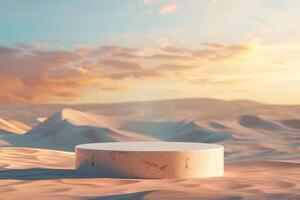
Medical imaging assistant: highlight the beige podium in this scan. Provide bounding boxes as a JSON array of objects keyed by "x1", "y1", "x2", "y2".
[{"x1": 75, "y1": 142, "x2": 224, "y2": 178}]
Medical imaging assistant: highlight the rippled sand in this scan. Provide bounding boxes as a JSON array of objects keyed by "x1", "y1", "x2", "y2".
[{"x1": 0, "y1": 147, "x2": 299, "y2": 200}]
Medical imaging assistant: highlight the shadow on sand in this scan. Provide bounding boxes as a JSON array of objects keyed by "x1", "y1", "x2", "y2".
[
  {"x1": 87, "y1": 191, "x2": 245, "y2": 200},
  {"x1": 0, "y1": 167, "x2": 146, "y2": 180},
  {"x1": 0, "y1": 168, "x2": 88, "y2": 180},
  {"x1": 0, "y1": 168, "x2": 249, "y2": 200},
  {"x1": 88, "y1": 191, "x2": 155, "y2": 200}
]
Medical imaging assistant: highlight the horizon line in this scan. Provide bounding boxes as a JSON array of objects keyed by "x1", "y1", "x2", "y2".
[{"x1": 2, "y1": 97, "x2": 300, "y2": 107}]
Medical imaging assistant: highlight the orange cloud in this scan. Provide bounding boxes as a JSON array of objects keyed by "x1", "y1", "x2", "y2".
[
  {"x1": 0, "y1": 42, "x2": 254, "y2": 103},
  {"x1": 155, "y1": 64, "x2": 197, "y2": 72},
  {"x1": 193, "y1": 43, "x2": 252, "y2": 61},
  {"x1": 159, "y1": 4, "x2": 179, "y2": 14},
  {"x1": 195, "y1": 77, "x2": 252, "y2": 85}
]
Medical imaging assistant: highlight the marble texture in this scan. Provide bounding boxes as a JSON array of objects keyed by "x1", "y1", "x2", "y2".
[{"x1": 75, "y1": 142, "x2": 224, "y2": 178}]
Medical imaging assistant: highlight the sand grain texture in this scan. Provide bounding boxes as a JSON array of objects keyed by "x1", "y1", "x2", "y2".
[{"x1": 0, "y1": 147, "x2": 299, "y2": 200}]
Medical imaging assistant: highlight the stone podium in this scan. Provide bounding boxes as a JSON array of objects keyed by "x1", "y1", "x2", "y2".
[{"x1": 75, "y1": 142, "x2": 224, "y2": 178}]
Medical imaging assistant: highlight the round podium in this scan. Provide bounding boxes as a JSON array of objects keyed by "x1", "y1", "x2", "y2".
[{"x1": 75, "y1": 142, "x2": 224, "y2": 178}]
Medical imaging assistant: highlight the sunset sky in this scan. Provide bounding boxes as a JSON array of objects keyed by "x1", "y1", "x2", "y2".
[{"x1": 1, "y1": 0, "x2": 300, "y2": 104}]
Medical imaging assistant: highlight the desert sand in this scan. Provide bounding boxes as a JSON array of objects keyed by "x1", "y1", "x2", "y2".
[{"x1": 0, "y1": 98, "x2": 300, "y2": 199}]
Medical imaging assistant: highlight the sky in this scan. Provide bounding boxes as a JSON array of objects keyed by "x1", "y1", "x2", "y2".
[{"x1": 0, "y1": 0, "x2": 300, "y2": 105}]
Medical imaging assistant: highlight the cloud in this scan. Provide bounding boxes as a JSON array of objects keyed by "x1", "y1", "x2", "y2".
[
  {"x1": 195, "y1": 77, "x2": 252, "y2": 85},
  {"x1": 154, "y1": 64, "x2": 197, "y2": 74},
  {"x1": 0, "y1": 46, "x2": 20, "y2": 54},
  {"x1": 159, "y1": 4, "x2": 179, "y2": 14},
  {"x1": 193, "y1": 43, "x2": 253, "y2": 61},
  {"x1": 32, "y1": 41, "x2": 49, "y2": 50},
  {"x1": 0, "y1": 41, "x2": 254, "y2": 103},
  {"x1": 17, "y1": 41, "x2": 49, "y2": 50},
  {"x1": 202, "y1": 42, "x2": 225, "y2": 48},
  {"x1": 161, "y1": 46, "x2": 193, "y2": 54},
  {"x1": 148, "y1": 53, "x2": 194, "y2": 60},
  {"x1": 148, "y1": 42, "x2": 252, "y2": 62},
  {"x1": 143, "y1": 0, "x2": 157, "y2": 4},
  {"x1": 0, "y1": 47, "x2": 97, "y2": 103}
]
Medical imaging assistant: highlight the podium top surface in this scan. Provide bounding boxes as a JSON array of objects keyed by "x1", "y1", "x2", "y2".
[{"x1": 76, "y1": 142, "x2": 223, "y2": 152}]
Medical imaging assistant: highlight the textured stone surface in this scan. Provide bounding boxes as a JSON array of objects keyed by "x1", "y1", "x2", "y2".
[{"x1": 75, "y1": 142, "x2": 224, "y2": 178}]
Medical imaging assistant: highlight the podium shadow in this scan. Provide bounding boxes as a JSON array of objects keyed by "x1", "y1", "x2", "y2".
[{"x1": 0, "y1": 168, "x2": 88, "y2": 180}]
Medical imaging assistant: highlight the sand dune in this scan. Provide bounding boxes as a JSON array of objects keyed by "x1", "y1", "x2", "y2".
[
  {"x1": 2, "y1": 98, "x2": 300, "y2": 125},
  {"x1": 0, "y1": 106, "x2": 299, "y2": 161},
  {"x1": 0, "y1": 119, "x2": 31, "y2": 146},
  {"x1": 238, "y1": 114, "x2": 291, "y2": 131},
  {"x1": 0, "y1": 109, "x2": 230, "y2": 151},
  {"x1": 0, "y1": 98, "x2": 299, "y2": 199},
  {"x1": 279, "y1": 119, "x2": 300, "y2": 130},
  {"x1": 0, "y1": 118, "x2": 30, "y2": 134},
  {"x1": 20, "y1": 109, "x2": 159, "y2": 151}
]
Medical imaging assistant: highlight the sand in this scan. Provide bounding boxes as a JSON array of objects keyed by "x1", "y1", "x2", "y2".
[
  {"x1": 0, "y1": 118, "x2": 30, "y2": 135},
  {"x1": 0, "y1": 147, "x2": 299, "y2": 200},
  {"x1": 0, "y1": 98, "x2": 300, "y2": 199}
]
